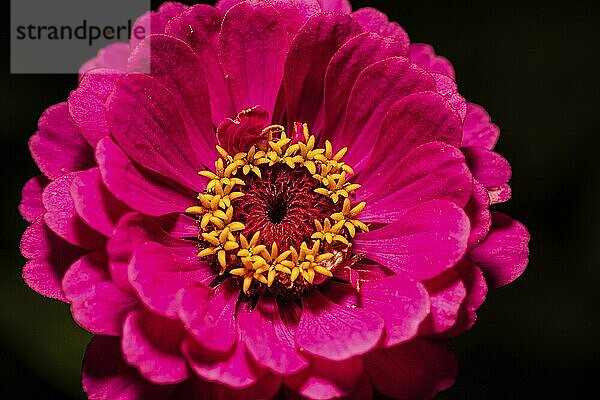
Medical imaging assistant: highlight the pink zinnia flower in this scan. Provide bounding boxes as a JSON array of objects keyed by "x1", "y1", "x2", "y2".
[{"x1": 19, "y1": 0, "x2": 530, "y2": 399}]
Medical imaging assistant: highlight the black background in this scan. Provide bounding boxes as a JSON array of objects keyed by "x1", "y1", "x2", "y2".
[{"x1": 1, "y1": 0, "x2": 598, "y2": 398}]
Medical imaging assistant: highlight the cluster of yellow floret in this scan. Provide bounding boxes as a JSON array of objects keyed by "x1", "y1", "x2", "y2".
[{"x1": 186, "y1": 124, "x2": 369, "y2": 294}]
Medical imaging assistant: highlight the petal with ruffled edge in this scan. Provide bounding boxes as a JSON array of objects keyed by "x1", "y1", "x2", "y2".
[
  {"x1": 63, "y1": 251, "x2": 137, "y2": 336},
  {"x1": 409, "y1": 43, "x2": 455, "y2": 78},
  {"x1": 284, "y1": 13, "x2": 362, "y2": 131},
  {"x1": 365, "y1": 338, "x2": 457, "y2": 399},
  {"x1": 357, "y1": 142, "x2": 472, "y2": 222},
  {"x1": 238, "y1": 297, "x2": 309, "y2": 376},
  {"x1": 469, "y1": 212, "x2": 530, "y2": 288},
  {"x1": 29, "y1": 103, "x2": 94, "y2": 180},
  {"x1": 96, "y1": 137, "x2": 196, "y2": 217},
  {"x1": 129, "y1": 2, "x2": 188, "y2": 50},
  {"x1": 462, "y1": 102, "x2": 500, "y2": 149},
  {"x1": 19, "y1": 175, "x2": 48, "y2": 223},
  {"x1": 285, "y1": 356, "x2": 365, "y2": 400},
  {"x1": 168, "y1": 375, "x2": 282, "y2": 400},
  {"x1": 21, "y1": 218, "x2": 84, "y2": 302},
  {"x1": 352, "y1": 7, "x2": 409, "y2": 48},
  {"x1": 296, "y1": 290, "x2": 384, "y2": 361},
  {"x1": 318, "y1": 0, "x2": 352, "y2": 13},
  {"x1": 121, "y1": 309, "x2": 189, "y2": 384},
  {"x1": 216, "y1": 106, "x2": 270, "y2": 154},
  {"x1": 82, "y1": 335, "x2": 175, "y2": 400},
  {"x1": 465, "y1": 180, "x2": 492, "y2": 249},
  {"x1": 354, "y1": 200, "x2": 470, "y2": 281},
  {"x1": 71, "y1": 168, "x2": 129, "y2": 237},
  {"x1": 177, "y1": 279, "x2": 239, "y2": 354},
  {"x1": 42, "y1": 172, "x2": 106, "y2": 250},
  {"x1": 183, "y1": 335, "x2": 264, "y2": 390},
  {"x1": 128, "y1": 242, "x2": 211, "y2": 318},
  {"x1": 432, "y1": 72, "x2": 467, "y2": 121},
  {"x1": 219, "y1": 1, "x2": 289, "y2": 117},
  {"x1": 108, "y1": 212, "x2": 200, "y2": 291},
  {"x1": 420, "y1": 269, "x2": 467, "y2": 336},
  {"x1": 463, "y1": 146, "x2": 512, "y2": 204},
  {"x1": 79, "y1": 42, "x2": 129, "y2": 77}
]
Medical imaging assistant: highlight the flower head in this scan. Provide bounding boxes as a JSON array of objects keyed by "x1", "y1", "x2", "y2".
[{"x1": 20, "y1": 1, "x2": 529, "y2": 399}]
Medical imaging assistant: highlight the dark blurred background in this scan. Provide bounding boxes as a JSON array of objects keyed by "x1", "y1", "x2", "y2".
[{"x1": 1, "y1": 0, "x2": 598, "y2": 398}]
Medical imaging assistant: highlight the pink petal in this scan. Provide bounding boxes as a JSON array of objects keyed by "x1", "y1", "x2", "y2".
[
  {"x1": 469, "y1": 212, "x2": 530, "y2": 288},
  {"x1": 238, "y1": 297, "x2": 309, "y2": 375},
  {"x1": 71, "y1": 168, "x2": 129, "y2": 237},
  {"x1": 29, "y1": 102, "x2": 94, "y2": 179},
  {"x1": 96, "y1": 137, "x2": 195, "y2": 217},
  {"x1": 19, "y1": 175, "x2": 48, "y2": 223},
  {"x1": 130, "y1": 2, "x2": 187, "y2": 49},
  {"x1": 352, "y1": 7, "x2": 410, "y2": 49},
  {"x1": 285, "y1": 356, "x2": 365, "y2": 400},
  {"x1": 21, "y1": 218, "x2": 84, "y2": 302},
  {"x1": 128, "y1": 242, "x2": 211, "y2": 318},
  {"x1": 219, "y1": 1, "x2": 289, "y2": 116},
  {"x1": 79, "y1": 42, "x2": 129, "y2": 77},
  {"x1": 359, "y1": 91, "x2": 462, "y2": 177},
  {"x1": 365, "y1": 338, "x2": 457, "y2": 399},
  {"x1": 42, "y1": 172, "x2": 106, "y2": 250},
  {"x1": 183, "y1": 336, "x2": 264, "y2": 389},
  {"x1": 462, "y1": 102, "x2": 500, "y2": 149},
  {"x1": 82, "y1": 335, "x2": 175, "y2": 400},
  {"x1": 359, "y1": 276, "x2": 430, "y2": 347},
  {"x1": 433, "y1": 72, "x2": 467, "y2": 121},
  {"x1": 296, "y1": 290, "x2": 384, "y2": 361},
  {"x1": 358, "y1": 142, "x2": 472, "y2": 223},
  {"x1": 177, "y1": 279, "x2": 239, "y2": 354},
  {"x1": 107, "y1": 73, "x2": 208, "y2": 189},
  {"x1": 69, "y1": 69, "x2": 119, "y2": 147},
  {"x1": 164, "y1": 5, "x2": 235, "y2": 123},
  {"x1": 108, "y1": 212, "x2": 201, "y2": 290},
  {"x1": 409, "y1": 43, "x2": 455, "y2": 78},
  {"x1": 323, "y1": 32, "x2": 407, "y2": 136},
  {"x1": 420, "y1": 269, "x2": 467, "y2": 335},
  {"x1": 258, "y1": 0, "x2": 321, "y2": 34},
  {"x1": 122, "y1": 309, "x2": 190, "y2": 384},
  {"x1": 318, "y1": 0, "x2": 352, "y2": 13},
  {"x1": 334, "y1": 57, "x2": 436, "y2": 168},
  {"x1": 354, "y1": 200, "x2": 470, "y2": 281},
  {"x1": 463, "y1": 146, "x2": 512, "y2": 204},
  {"x1": 62, "y1": 251, "x2": 137, "y2": 336},
  {"x1": 284, "y1": 13, "x2": 362, "y2": 130},
  {"x1": 216, "y1": 106, "x2": 270, "y2": 154},
  {"x1": 465, "y1": 180, "x2": 492, "y2": 249},
  {"x1": 169, "y1": 375, "x2": 282, "y2": 400},
  {"x1": 128, "y1": 34, "x2": 217, "y2": 163}
]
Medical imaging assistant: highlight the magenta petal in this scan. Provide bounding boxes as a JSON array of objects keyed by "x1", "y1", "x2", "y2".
[
  {"x1": 462, "y1": 102, "x2": 500, "y2": 149},
  {"x1": 21, "y1": 218, "x2": 84, "y2": 302},
  {"x1": 96, "y1": 137, "x2": 195, "y2": 217},
  {"x1": 358, "y1": 142, "x2": 472, "y2": 222},
  {"x1": 68, "y1": 69, "x2": 119, "y2": 147},
  {"x1": 285, "y1": 356, "x2": 365, "y2": 400},
  {"x1": 335, "y1": 57, "x2": 436, "y2": 167},
  {"x1": 164, "y1": 5, "x2": 234, "y2": 123},
  {"x1": 122, "y1": 309, "x2": 189, "y2": 384},
  {"x1": 219, "y1": 1, "x2": 289, "y2": 116},
  {"x1": 128, "y1": 242, "x2": 210, "y2": 318},
  {"x1": 63, "y1": 251, "x2": 137, "y2": 336},
  {"x1": 365, "y1": 338, "x2": 457, "y2": 399},
  {"x1": 465, "y1": 180, "x2": 492, "y2": 249},
  {"x1": 79, "y1": 43, "x2": 129, "y2": 76},
  {"x1": 421, "y1": 270, "x2": 467, "y2": 335},
  {"x1": 130, "y1": 2, "x2": 188, "y2": 49},
  {"x1": 43, "y1": 173, "x2": 106, "y2": 250},
  {"x1": 409, "y1": 43, "x2": 455, "y2": 78},
  {"x1": 238, "y1": 297, "x2": 309, "y2": 375},
  {"x1": 444, "y1": 261, "x2": 488, "y2": 336},
  {"x1": 352, "y1": 7, "x2": 410, "y2": 49},
  {"x1": 359, "y1": 276, "x2": 430, "y2": 347},
  {"x1": 216, "y1": 106, "x2": 270, "y2": 154},
  {"x1": 183, "y1": 336, "x2": 263, "y2": 390},
  {"x1": 107, "y1": 73, "x2": 208, "y2": 189},
  {"x1": 108, "y1": 212, "x2": 201, "y2": 290},
  {"x1": 318, "y1": 0, "x2": 352, "y2": 13},
  {"x1": 71, "y1": 168, "x2": 129, "y2": 237},
  {"x1": 258, "y1": 0, "x2": 321, "y2": 34},
  {"x1": 354, "y1": 200, "x2": 470, "y2": 280},
  {"x1": 469, "y1": 212, "x2": 530, "y2": 288},
  {"x1": 297, "y1": 290, "x2": 383, "y2": 361},
  {"x1": 433, "y1": 72, "x2": 467, "y2": 121},
  {"x1": 29, "y1": 103, "x2": 94, "y2": 180},
  {"x1": 170, "y1": 375, "x2": 282, "y2": 400},
  {"x1": 82, "y1": 335, "x2": 175, "y2": 400},
  {"x1": 323, "y1": 32, "x2": 406, "y2": 135},
  {"x1": 128, "y1": 35, "x2": 217, "y2": 163},
  {"x1": 19, "y1": 175, "x2": 48, "y2": 223},
  {"x1": 463, "y1": 146, "x2": 512, "y2": 204},
  {"x1": 177, "y1": 280, "x2": 239, "y2": 354},
  {"x1": 360, "y1": 91, "x2": 462, "y2": 177},
  {"x1": 284, "y1": 13, "x2": 362, "y2": 130}
]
